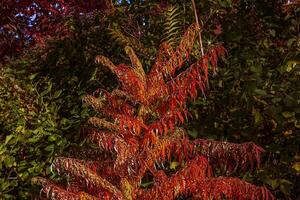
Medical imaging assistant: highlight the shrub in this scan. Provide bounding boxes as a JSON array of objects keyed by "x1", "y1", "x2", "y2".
[
  {"x1": 0, "y1": 64, "x2": 89, "y2": 199},
  {"x1": 34, "y1": 25, "x2": 273, "y2": 200},
  {"x1": 188, "y1": 1, "x2": 300, "y2": 198}
]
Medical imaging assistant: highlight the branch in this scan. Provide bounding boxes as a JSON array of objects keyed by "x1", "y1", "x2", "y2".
[
  {"x1": 88, "y1": 117, "x2": 119, "y2": 131},
  {"x1": 137, "y1": 156, "x2": 211, "y2": 199},
  {"x1": 95, "y1": 55, "x2": 147, "y2": 105},
  {"x1": 85, "y1": 128, "x2": 126, "y2": 152},
  {"x1": 52, "y1": 157, "x2": 125, "y2": 200},
  {"x1": 193, "y1": 177, "x2": 275, "y2": 200},
  {"x1": 83, "y1": 95, "x2": 107, "y2": 114},
  {"x1": 32, "y1": 177, "x2": 98, "y2": 200},
  {"x1": 95, "y1": 55, "x2": 116, "y2": 72},
  {"x1": 157, "y1": 45, "x2": 226, "y2": 113},
  {"x1": 114, "y1": 64, "x2": 147, "y2": 104},
  {"x1": 147, "y1": 109, "x2": 189, "y2": 136},
  {"x1": 124, "y1": 46, "x2": 146, "y2": 84},
  {"x1": 137, "y1": 167, "x2": 273, "y2": 200},
  {"x1": 149, "y1": 24, "x2": 197, "y2": 79},
  {"x1": 191, "y1": 0, "x2": 204, "y2": 56},
  {"x1": 194, "y1": 139, "x2": 265, "y2": 172}
]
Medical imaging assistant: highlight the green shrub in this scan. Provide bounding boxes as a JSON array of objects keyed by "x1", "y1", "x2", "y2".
[
  {"x1": 187, "y1": 2, "x2": 300, "y2": 198},
  {"x1": 0, "y1": 63, "x2": 89, "y2": 199}
]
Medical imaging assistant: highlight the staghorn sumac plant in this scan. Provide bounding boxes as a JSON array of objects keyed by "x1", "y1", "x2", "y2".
[{"x1": 33, "y1": 24, "x2": 274, "y2": 200}]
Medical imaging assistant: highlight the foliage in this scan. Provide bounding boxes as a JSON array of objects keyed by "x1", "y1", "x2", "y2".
[
  {"x1": 0, "y1": 5, "x2": 166, "y2": 198},
  {"x1": 0, "y1": 0, "x2": 299, "y2": 199},
  {"x1": 0, "y1": 63, "x2": 89, "y2": 199},
  {"x1": 161, "y1": 5, "x2": 182, "y2": 47},
  {"x1": 187, "y1": 1, "x2": 300, "y2": 199},
  {"x1": 25, "y1": 2, "x2": 164, "y2": 80},
  {"x1": 33, "y1": 25, "x2": 274, "y2": 200},
  {"x1": 0, "y1": 0, "x2": 112, "y2": 63}
]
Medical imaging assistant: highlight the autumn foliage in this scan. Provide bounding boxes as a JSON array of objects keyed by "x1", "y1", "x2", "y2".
[
  {"x1": 0, "y1": 0, "x2": 112, "y2": 63},
  {"x1": 33, "y1": 24, "x2": 274, "y2": 199}
]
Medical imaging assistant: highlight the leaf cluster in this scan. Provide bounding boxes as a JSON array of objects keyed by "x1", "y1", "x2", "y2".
[{"x1": 0, "y1": 63, "x2": 89, "y2": 199}]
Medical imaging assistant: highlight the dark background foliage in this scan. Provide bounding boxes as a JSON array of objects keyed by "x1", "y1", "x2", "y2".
[
  {"x1": 188, "y1": 1, "x2": 300, "y2": 199},
  {"x1": 0, "y1": 0, "x2": 299, "y2": 199}
]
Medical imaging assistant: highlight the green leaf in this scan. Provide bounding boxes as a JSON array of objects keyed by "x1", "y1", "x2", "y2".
[
  {"x1": 53, "y1": 90, "x2": 62, "y2": 99},
  {"x1": 5, "y1": 135, "x2": 13, "y2": 145},
  {"x1": 292, "y1": 162, "x2": 300, "y2": 173},
  {"x1": 253, "y1": 108, "x2": 263, "y2": 126},
  {"x1": 29, "y1": 73, "x2": 39, "y2": 80},
  {"x1": 279, "y1": 179, "x2": 293, "y2": 195},
  {"x1": 4, "y1": 156, "x2": 15, "y2": 168},
  {"x1": 169, "y1": 161, "x2": 179, "y2": 170},
  {"x1": 271, "y1": 97, "x2": 282, "y2": 104},
  {"x1": 0, "y1": 145, "x2": 7, "y2": 155},
  {"x1": 269, "y1": 29, "x2": 276, "y2": 37},
  {"x1": 40, "y1": 82, "x2": 52, "y2": 96},
  {"x1": 281, "y1": 111, "x2": 295, "y2": 118},
  {"x1": 187, "y1": 130, "x2": 198, "y2": 139},
  {"x1": 254, "y1": 89, "x2": 267, "y2": 96},
  {"x1": 287, "y1": 38, "x2": 296, "y2": 47},
  {"x1": 27, "y1": 167, "x2": 35, "y2": 174},
  {"x1": 44, "y1": 144, "x2": 54, "y2": 151},
  {"x1": 264, "y1": 177, "x2": 279, "y2": 190},
  {"x1": 286, "y1": 60, "x2": 299, "y2": 72},
  {"x1": 140, "y1": 181, "x2": 153, "y2": 188},
  {"x1": 28, "y1": 135, "x2": 41, "y2": 143},
  {"x1": 48, "y1": 135, "x2": 57, "y2": 142},
  {"x1": 218, "y1": 0, "x2": 232, "y2": 8}
]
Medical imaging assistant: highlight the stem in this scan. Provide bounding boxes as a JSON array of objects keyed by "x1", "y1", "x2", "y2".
[{"x1": 191, "y1": 0, "x2": 204, "y2": 56}]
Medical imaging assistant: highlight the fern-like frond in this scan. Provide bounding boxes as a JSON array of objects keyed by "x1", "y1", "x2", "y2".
[
  {"x1": 95, "y1": 55, "x2": 116, "y2": 72},
  {"x1": 111, "y1": 89, "x2": 138, "y2": 107},
  {"x1": 101, "y1": 89, "x2": 136, "y2": 116},
  {"x1": 86, "y1": 128, "x2": 125, "y2": 152},
  {"x1": 116, "y1": 114, "x2": 147, "y2": 135},
  {"x1": 108, "y1": 28, "x2": 141, "y2": 50},
  {"x1": 52, "y1": 157, "x2": 124, "y2": 199},
  {"x1": 124, "y1": 46, "x2": 146, "y2": 84},
  {"x1": 114, "y1": 64, "x2": 147, "y2": 104},
  {"x1": 67, "y1": 146, "x2": 113, "y2": 162},
  {"x1": 83, "y1": 95, "x2": 105, "y2": 113},
  {"x1": 33, "y1": 177, "x2": 83, "y2": 200},
  {"x1": 138, "y1": 170, "x2": 274, "y2": 200},
  {"x1": 96, "y1": 55, "x2": 147, "y2": 104},
  {"x1": 108, "y1": 28, "x2": 132, "y2": 47},
  {"x1": 194, "y1": 139, "x2": 265, "y2": 172},
  {"x1": 136, "y1": 130, "x2": 191, "y2": 183},
  {"x1": 193, "y1": 178, "x2": 275, "y2": 200},
  {"x1": 156, "y1": 44, "x2": 226, "y2": 113},
  {"x1": 145, "y1": 25, "x2": 198, "y2": 108},
  {"x1": 88, "y1": 117, "x2": 119, "y2": 131},
  {"x1": 150, "y1": 24, "x2": 197, "y2": 80},
  {"x1": 161, "y1": 5, "x2": 182, "y2": 47}
]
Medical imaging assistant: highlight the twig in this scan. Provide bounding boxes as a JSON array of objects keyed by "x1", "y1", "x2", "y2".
[{"x1": 191, "y1": 0, "x2": 204, "y2": 56}]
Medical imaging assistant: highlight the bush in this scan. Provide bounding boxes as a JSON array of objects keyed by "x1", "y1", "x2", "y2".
[
  {"x1": 188, "y1": 1, "x2": 300, "y2": 199},
  {"x1": 0, "y1": 62, "x2": 89, "y2": 199}
]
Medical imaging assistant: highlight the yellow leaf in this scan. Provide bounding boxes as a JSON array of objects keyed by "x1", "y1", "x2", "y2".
[
  {"x1": 170, "y1": 161, "x2": 179, "y2": 170},
  {"x1": 283, "y1": 130, "x2": 293, "y2": 136},
  {"x1": 292, "y1": 162, "x2": 300, "y2": 172}
]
